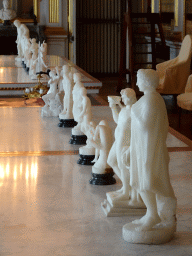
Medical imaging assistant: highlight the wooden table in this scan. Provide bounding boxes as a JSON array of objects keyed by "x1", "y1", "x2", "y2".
[{"x1": 0, "y1": 55, "x2": 102, "y2": 96}]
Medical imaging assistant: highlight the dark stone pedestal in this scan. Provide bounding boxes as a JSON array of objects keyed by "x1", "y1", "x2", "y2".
[
  {"x1": 69, "y1": 135, "x2": 87, "y2": 145},
  {"x1": 77, "y1": 154, "x2": 95, "y2": 165},
  {"x1": 3, "y1": 20, "x2": 11, "y2": 26},
  {"x1": 89, "y1": 172, "x2": 116, "y2": 185},
  {"x1": 58, "y1": 119, "x2": 77, "y2": 128}
]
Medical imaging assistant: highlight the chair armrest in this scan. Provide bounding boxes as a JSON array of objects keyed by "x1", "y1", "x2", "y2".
[{"x1": 156, "y1": 57, "x2": 178, "y2": 70}]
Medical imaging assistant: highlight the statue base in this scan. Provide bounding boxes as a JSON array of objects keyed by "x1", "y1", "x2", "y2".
[
  {"x1": 122, "y1": 221, "x2": 176, "y2": 244},
  {"x1": 69, "y1": 135, "x2": 87, "y2": 145},
  {"x1": 77, "y1": 154, "x2": 95, "y2": 165},
  {"x1": 101, "y1": 193, "x2": 146, "y2": 217},
  {"x1": 58, "y1": 119, "x2": 77, "y2": 128},
  {"x1": 89, "y1": 171, "x2": 116, "y2": 185}
]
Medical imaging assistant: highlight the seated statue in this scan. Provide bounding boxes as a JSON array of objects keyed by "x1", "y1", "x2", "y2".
[{"x1": 0, "y1": 0, "x2": 16, "y2": 22}]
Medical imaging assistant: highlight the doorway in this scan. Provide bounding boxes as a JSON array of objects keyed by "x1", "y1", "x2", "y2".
[{"x1": 69, "y1": 0, "x2": 126, "y2": 77}]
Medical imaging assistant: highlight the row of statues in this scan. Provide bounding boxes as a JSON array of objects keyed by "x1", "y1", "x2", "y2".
[
  {"x1": 40, "y1": 67, "x2": 176, "y2": 244},
  {"x1": 14, "y1": 20, "x2": 48, "y2": 79}
]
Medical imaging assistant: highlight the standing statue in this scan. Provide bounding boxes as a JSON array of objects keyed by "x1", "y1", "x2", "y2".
[
  {"x1": 23, "y1": 37, "x2": 32, "y2": 67},
  {"x1": 29, "y1": 38, "x2": 39, "y2": 79},
  {"x1": 89, "y1": 120, "x2": 116, "y2": 185},
  {"x1": 122, "y1": 69, "x2": 177, "y2": 244},
  {"x1": 38, "y1": 41, "x2": 48, "y2": 73},
  {"x1": 41, "y1": 70, "x2": 62, "y2": 117},
  {"x1": 107, "y1": 89, "x2": 143, "y2": 203},
  {"x1": 14, "y1": 20, "x2": 23, "y2": 60},
  {"x1": 70, "y1": 73, "x2": 86, "y2": 144},
  {"x1": 0, "y1": 0, "x2": 16, "y2": 23},
  {"x1": 59, "y1": 65, "x2": 71, "y2": 117},
  {"x1": 58, "y1": 65, "x2": 76, "y2": 127}
]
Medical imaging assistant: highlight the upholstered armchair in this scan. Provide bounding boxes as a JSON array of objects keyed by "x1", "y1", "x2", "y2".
[
  {"x1": 156, "y1": 35, "x2": 192, "y2": 95},
  {"x1": 177, "y1": 74, "x2": 192, "y2": 111}
]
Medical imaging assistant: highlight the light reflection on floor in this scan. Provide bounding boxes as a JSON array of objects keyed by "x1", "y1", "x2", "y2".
[{"x1": 0, "y1": 106, "x2": 191, "y2": 255}]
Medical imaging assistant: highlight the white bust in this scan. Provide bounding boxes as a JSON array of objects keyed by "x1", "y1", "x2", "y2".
[{"x1": 0, "y1": 0, "x2": 16, "y2": 20}]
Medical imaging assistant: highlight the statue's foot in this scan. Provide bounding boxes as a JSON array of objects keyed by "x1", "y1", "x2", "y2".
[
  {"x1": 133, "y1": 214, "x2": 161, "y2": 231},
  {"x1": 135, "y1": 216, "x2": 161, "y2": 231}
]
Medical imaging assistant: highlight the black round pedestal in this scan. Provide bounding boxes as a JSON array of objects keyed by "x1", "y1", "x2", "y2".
[
  {"x1": 3, "y1": 20, "x2": 11, "y2": 26},
  {"x1": 58, "y1": 119, "x2": 77, "y2": 128},
  {"x1": 89, "y1": 172, "x2": 116, "y2": 185},
  {"x1": 77, "y1": 154, "x2": 95, "y2": 165},
  {"x1": 69, "y1": 135, "x2": 87, "y2": 145}
]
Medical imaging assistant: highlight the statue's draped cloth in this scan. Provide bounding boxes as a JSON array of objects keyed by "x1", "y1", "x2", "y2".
[{"x1": 130, "y1": 91, "x2": 175, "y2": 200}]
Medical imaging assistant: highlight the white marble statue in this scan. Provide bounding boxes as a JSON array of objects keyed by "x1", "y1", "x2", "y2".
[
  {"x1": 107, "y1": 89, "x2": 143, "y2": 205},
  {"x1": 0, "y1": 0, "x2": 16, "y2": 21},
  {"x1": 89, "y1": 120, "x2": 113, "y2": 174},
  {"x1": 122, "y1": 69, "x2": 177, "y2": 244},
  {"x1": 21, "y1": 24, "x2": 30, "y2": 60},
  {"x1": 38, "y1": 41, "x2": 48, "y2": 73},
  {"x1": 59, "y1": 65, "x2": 74, "y2": 120},
  {"x1": 30, "y1": 38, "x2": 39, "y2": 60},
  {"x1": 29, "y1": 39, "x2": 39, "y2": 79},
  {"x1": 71, "y1": 73, "x2": 85, "y2": 135},
  {"x1": 41, "y1": 70, "x2": 62, "y2": 117},
  {"x1": 23, "y1": 37, "x2": 32, "y2": 67},
  {"x1": 14, "y1": 20, "x2": 23, "y2": 60}
]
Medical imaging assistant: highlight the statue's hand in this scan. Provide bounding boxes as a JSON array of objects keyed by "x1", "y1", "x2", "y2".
[
  {"x1": 121, "y1": 146, "x2": 130, "y2": 168},
  {"x1": 109, "y1": 102, "x2": 116, "y2": 108}
]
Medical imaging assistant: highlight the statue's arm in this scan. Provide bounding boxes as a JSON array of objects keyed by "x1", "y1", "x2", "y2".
[{"x1": 110, "y1": 104, "x2": 119, "y2": 124}]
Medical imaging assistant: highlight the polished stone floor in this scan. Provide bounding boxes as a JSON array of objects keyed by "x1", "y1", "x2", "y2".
[{"x1": 0, "y1": 104, "x2": 192, "y2": 255}]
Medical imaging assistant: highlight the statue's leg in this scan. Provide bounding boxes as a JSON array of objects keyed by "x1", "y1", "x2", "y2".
[
  {"x1": 132, "y1": 191, "x2": 161, "y2": 231},
  {"x1": 107, "y1": 142, "x2": 120, "y2": 179}
]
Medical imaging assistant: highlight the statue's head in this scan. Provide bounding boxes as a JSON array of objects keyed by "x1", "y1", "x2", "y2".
[
  {"x1": 120, "y1": 88, "x2": 136, "y2": 105},
  {"x1": 31, "y1": 38, "x2": 37, "y2": 44},
  {"x1": 63, "y1": 65, "x2": 70, "y2": 74},
  {"x1": 49, "y1": 70, "x2": 56, "y2": 78},
  {"x1": 13, "y1": 19, "x2": 21, "y2": 27},
  {"x1": 3, "y1": 0, "x2": 10, "y2": 9},
  {"x1": 137, "y1": 69, "x2": 159, "y2": 91}
]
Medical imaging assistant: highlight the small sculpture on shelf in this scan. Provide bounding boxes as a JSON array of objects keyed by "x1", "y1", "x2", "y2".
[
  {"x1": 101, "y1": 89, "x2": 145, "y2": 216},
  {"x1": 72, "y1": 86, "x2": 96, "y2": 165},
  {"x1": 29, "y1": 38, "x2": 39, "y2": 79},
  {"x1": 58, "y1": 65, "x2": 76, "y2": 127},
  {"x1": 78, "y1": 121, "x2": 96, "y2": 165},
  {"x1": 122, "y1": 69, "x2": 177, "y2": 245},
  {"x1": 0, "y1": 0, "x2": 16, "y2": 25},
  {"x1": 23, "y1": 37, "x2": 32, "y2": 70},
  {"x1": 14, "y1": 20, "x2": 24, "y2": 60},
  {"x1": 37, "y1": 41, "x2": 48, "y2": 73},
  {"x1": 69, "y1": 73, "x2": 87, "y2": 145},
  {"x1": 41, "y1": 70, "x2": 62, "y2": 117},
  {"x1": 89, "y1": 120, "x2": 116, "y2": 185}
]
